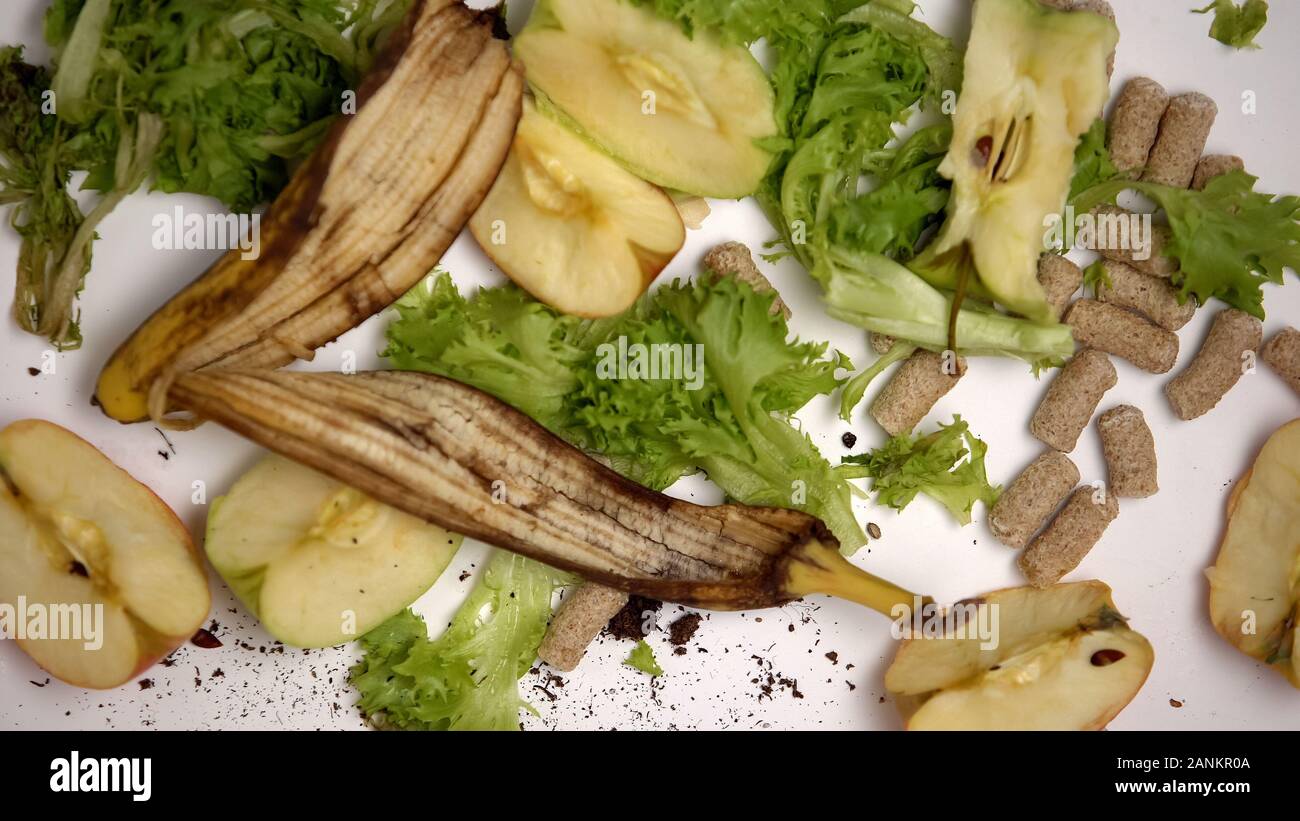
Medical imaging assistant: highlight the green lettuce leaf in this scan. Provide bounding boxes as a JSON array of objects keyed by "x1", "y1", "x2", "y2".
[
  {"x1": 841, "y1": 416, "x2": 1000, "y2": 525},
  {"x1": 1069, "y1": 117, "x2": 1120, "y2": 201},
  {"x1": 839, "y1": 341, "x2": 916, "y2": 422},
  {"x1": 350, "y1": 551, "x2": 569, "y2": 731},
  {"x1": 1073, "y1": 170, "x2": 1300, "y2": 318},
  {"x1": 1081, "y1": 259, "x2": 1111, "y2": 296},
  {"x1": 817, "y1": 248, "x2": 1076, "y2": 364},
  {"x1": 384, "y1": 271, "x2": 586, "y2": 430},
  {"x1": 1194, "y1": 0, "x2": 1268, "y2": 50},
  {"x1": 624, "y1": 641, "x2": 664, "y2": 677}
]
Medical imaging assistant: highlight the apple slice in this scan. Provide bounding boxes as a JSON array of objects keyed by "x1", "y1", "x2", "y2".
[
  {"x1": 0, "y1": 420, "x2": 209, "y2": 689},
  {"x1": 885, "y1": 581, "x2": 1154, "y2": 730},
  {"x1": 206, "y1": 454, "x2": 462, "y2": 648},
  {"x1": 469, "y1": 98, "x2": 684, "y2": 317},
  {"x1": 1207, "y1": 420, "x2": 1300, "y2": 689},
  {"x1": 516, "y1": 0, "x2": 777, "y2": 198}
]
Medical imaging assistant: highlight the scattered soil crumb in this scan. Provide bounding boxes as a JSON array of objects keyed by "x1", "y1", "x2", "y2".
[
  {"x1": 190, "y1": 628, "x2": 223, "y2": 649},
  {"x1": 668, "y1": 613, "x2": 703, "y2": 646},
  {"x1": 606, "y1": 595, "x2": 662, "y2": 641}
]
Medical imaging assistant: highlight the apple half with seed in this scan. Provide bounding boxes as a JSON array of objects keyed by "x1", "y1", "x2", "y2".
[
  {"x1": 0, "y1": 420, "x2": 210, "y2": 689},
  {"x1": 516, "y1": 0, "x2": 777, "y2": 199},
  {"x1": 469, "y1": 98, "x2": 685, "y2": 318},
  {"x1": 885, "y1": 581, "x2": 1154, "y2": 730},
  {"x1": 206, "y1": 454, "x2": 462, "y2": 648},
  {"x1": 1207, "y1": 419, "x2": 1300, "y2": 689}
]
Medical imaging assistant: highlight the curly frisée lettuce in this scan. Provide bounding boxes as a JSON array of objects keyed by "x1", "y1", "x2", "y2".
[
  {"x1": 0, "y1": 0, "x2": 413, "y2": 348},
  {"x1": 350, "y1": 552, "x2": 569, "y2": 731},
  {"x1": 1073, "y1": 170, "x2": 1300, "y2": 319},
  {"x1": 385, "y1": 272, "x2": 868, "y2": 552},
  {"x1": 1069, "y1": 118, "x2": 1120, "y2": 202},
  {"x1": 758, "y1": 7, "x2": 960, "y2": 272},
  {"x1": 624, "y1": 640, "x2": 664, "y2": 677},
  {"x1": 841, "y1": 416, "x2": 1000, "y2": 525}
]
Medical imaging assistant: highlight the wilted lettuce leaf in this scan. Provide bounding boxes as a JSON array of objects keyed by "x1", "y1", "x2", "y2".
[
  {"x1": 0, "y1": 47, "x2": 86, "y2": 345},
  {"x1": 350, "y1": 552, "x2": 568, "y2": 731},
  {"x1": 841, "y1": 416, "x2": 1000, "y2": 525},
  {"x1": 1194, "y1": 0, "x2": 1268, "y2": 50},
  {"x1": 817, "y1": 248, "x2": 1075, "y2": 364}
]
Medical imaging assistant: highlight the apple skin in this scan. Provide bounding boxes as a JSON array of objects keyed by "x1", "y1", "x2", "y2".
[
  {"x1": 1207, "y1": 419, "x2": 1300, "y2": 690},
  {"x1": 0, "y1": 419, "x2": 211, "y2": 690}
]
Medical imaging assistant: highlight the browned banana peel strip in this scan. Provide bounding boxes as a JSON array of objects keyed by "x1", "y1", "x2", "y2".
[
  {"x1": 95, "y1": 0, "x2": 524, "y2": 424},
  {"x1": 169, "y1": 369, "x2": 916, "y2": 613}
]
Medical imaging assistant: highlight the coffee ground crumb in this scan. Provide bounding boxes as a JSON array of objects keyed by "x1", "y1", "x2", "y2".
[
  {"x1": 190, "y1": 628, "x2": 223, "y2": 649},
  {"x1": 27, "y1": 367, "x2": 40, "y2": 377},
  {"x1": 668, "y1": 613, "x2": 703, "y2": 646},
  {"x1": 606, "y1": 595, "x2": 662, "y2": 641},
  {"x1": 841, "y1": 431, "x2": 858, "y2": 449}
]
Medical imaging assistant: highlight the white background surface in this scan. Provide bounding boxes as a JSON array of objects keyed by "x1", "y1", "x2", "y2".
[{"x1": 2, "y1": 0, "x2": 1298, "y2": 730}]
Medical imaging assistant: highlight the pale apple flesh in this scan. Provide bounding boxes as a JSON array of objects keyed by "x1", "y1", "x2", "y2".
[
  {"x1": 516, "y1": 0, "x2": 776, "y2": 199},
  {"x1": 0, "y1": 420, "x2": 210, "y2": 689},
  {"x1": 205, "y1": 454, "x2": 462, "y2": 648},
  {"x1": 1207, "y1": 419, "x2": 1300, "y2": 689},
  {"x1": 470, "y1": 99, "x2": 684, "y2": 318},
  {"x1": 886, "y1": 581, "x2": 1155, "y2": 730}
]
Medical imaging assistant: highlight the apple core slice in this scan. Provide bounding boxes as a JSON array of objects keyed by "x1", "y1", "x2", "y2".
[
  {"x1": 470, "y1": 98, "x2": 684, "y2": 317},
  {"x1": 0, "y1": 420, "x2": 209, "y2": 689},
  {"x1": 885, "y1": 581, "x2": 1154, "y2": 730},
  {"x1": 516, "y1": 0, "x2": 777, "y2": 198},
  {"x1": 1208, "y1": 419, "x2": 1300, "y2": 689},
  {"x1": 914, "y1": 0, "x2": 1118, "y2": 322},
  {"x1": 206, "y1": 454, "x2": 462, "y2": 648}
]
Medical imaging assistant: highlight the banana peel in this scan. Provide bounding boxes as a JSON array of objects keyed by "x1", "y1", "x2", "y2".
[
  {"x1": 168, "y1": 368, "x2": 915, "y2": 612},
  {"x1": 95, "y1": 0, "x2": 524, "y2": 423}
]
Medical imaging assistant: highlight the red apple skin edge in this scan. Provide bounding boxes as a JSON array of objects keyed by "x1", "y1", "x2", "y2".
[{"x1": 1, "y1": 419, "x2": 212, "y2": 690}]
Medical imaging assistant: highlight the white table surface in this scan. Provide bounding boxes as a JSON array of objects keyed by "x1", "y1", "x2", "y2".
[{"x1": 2, "y1": 0, "x2": 1298, "y2": 730}]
